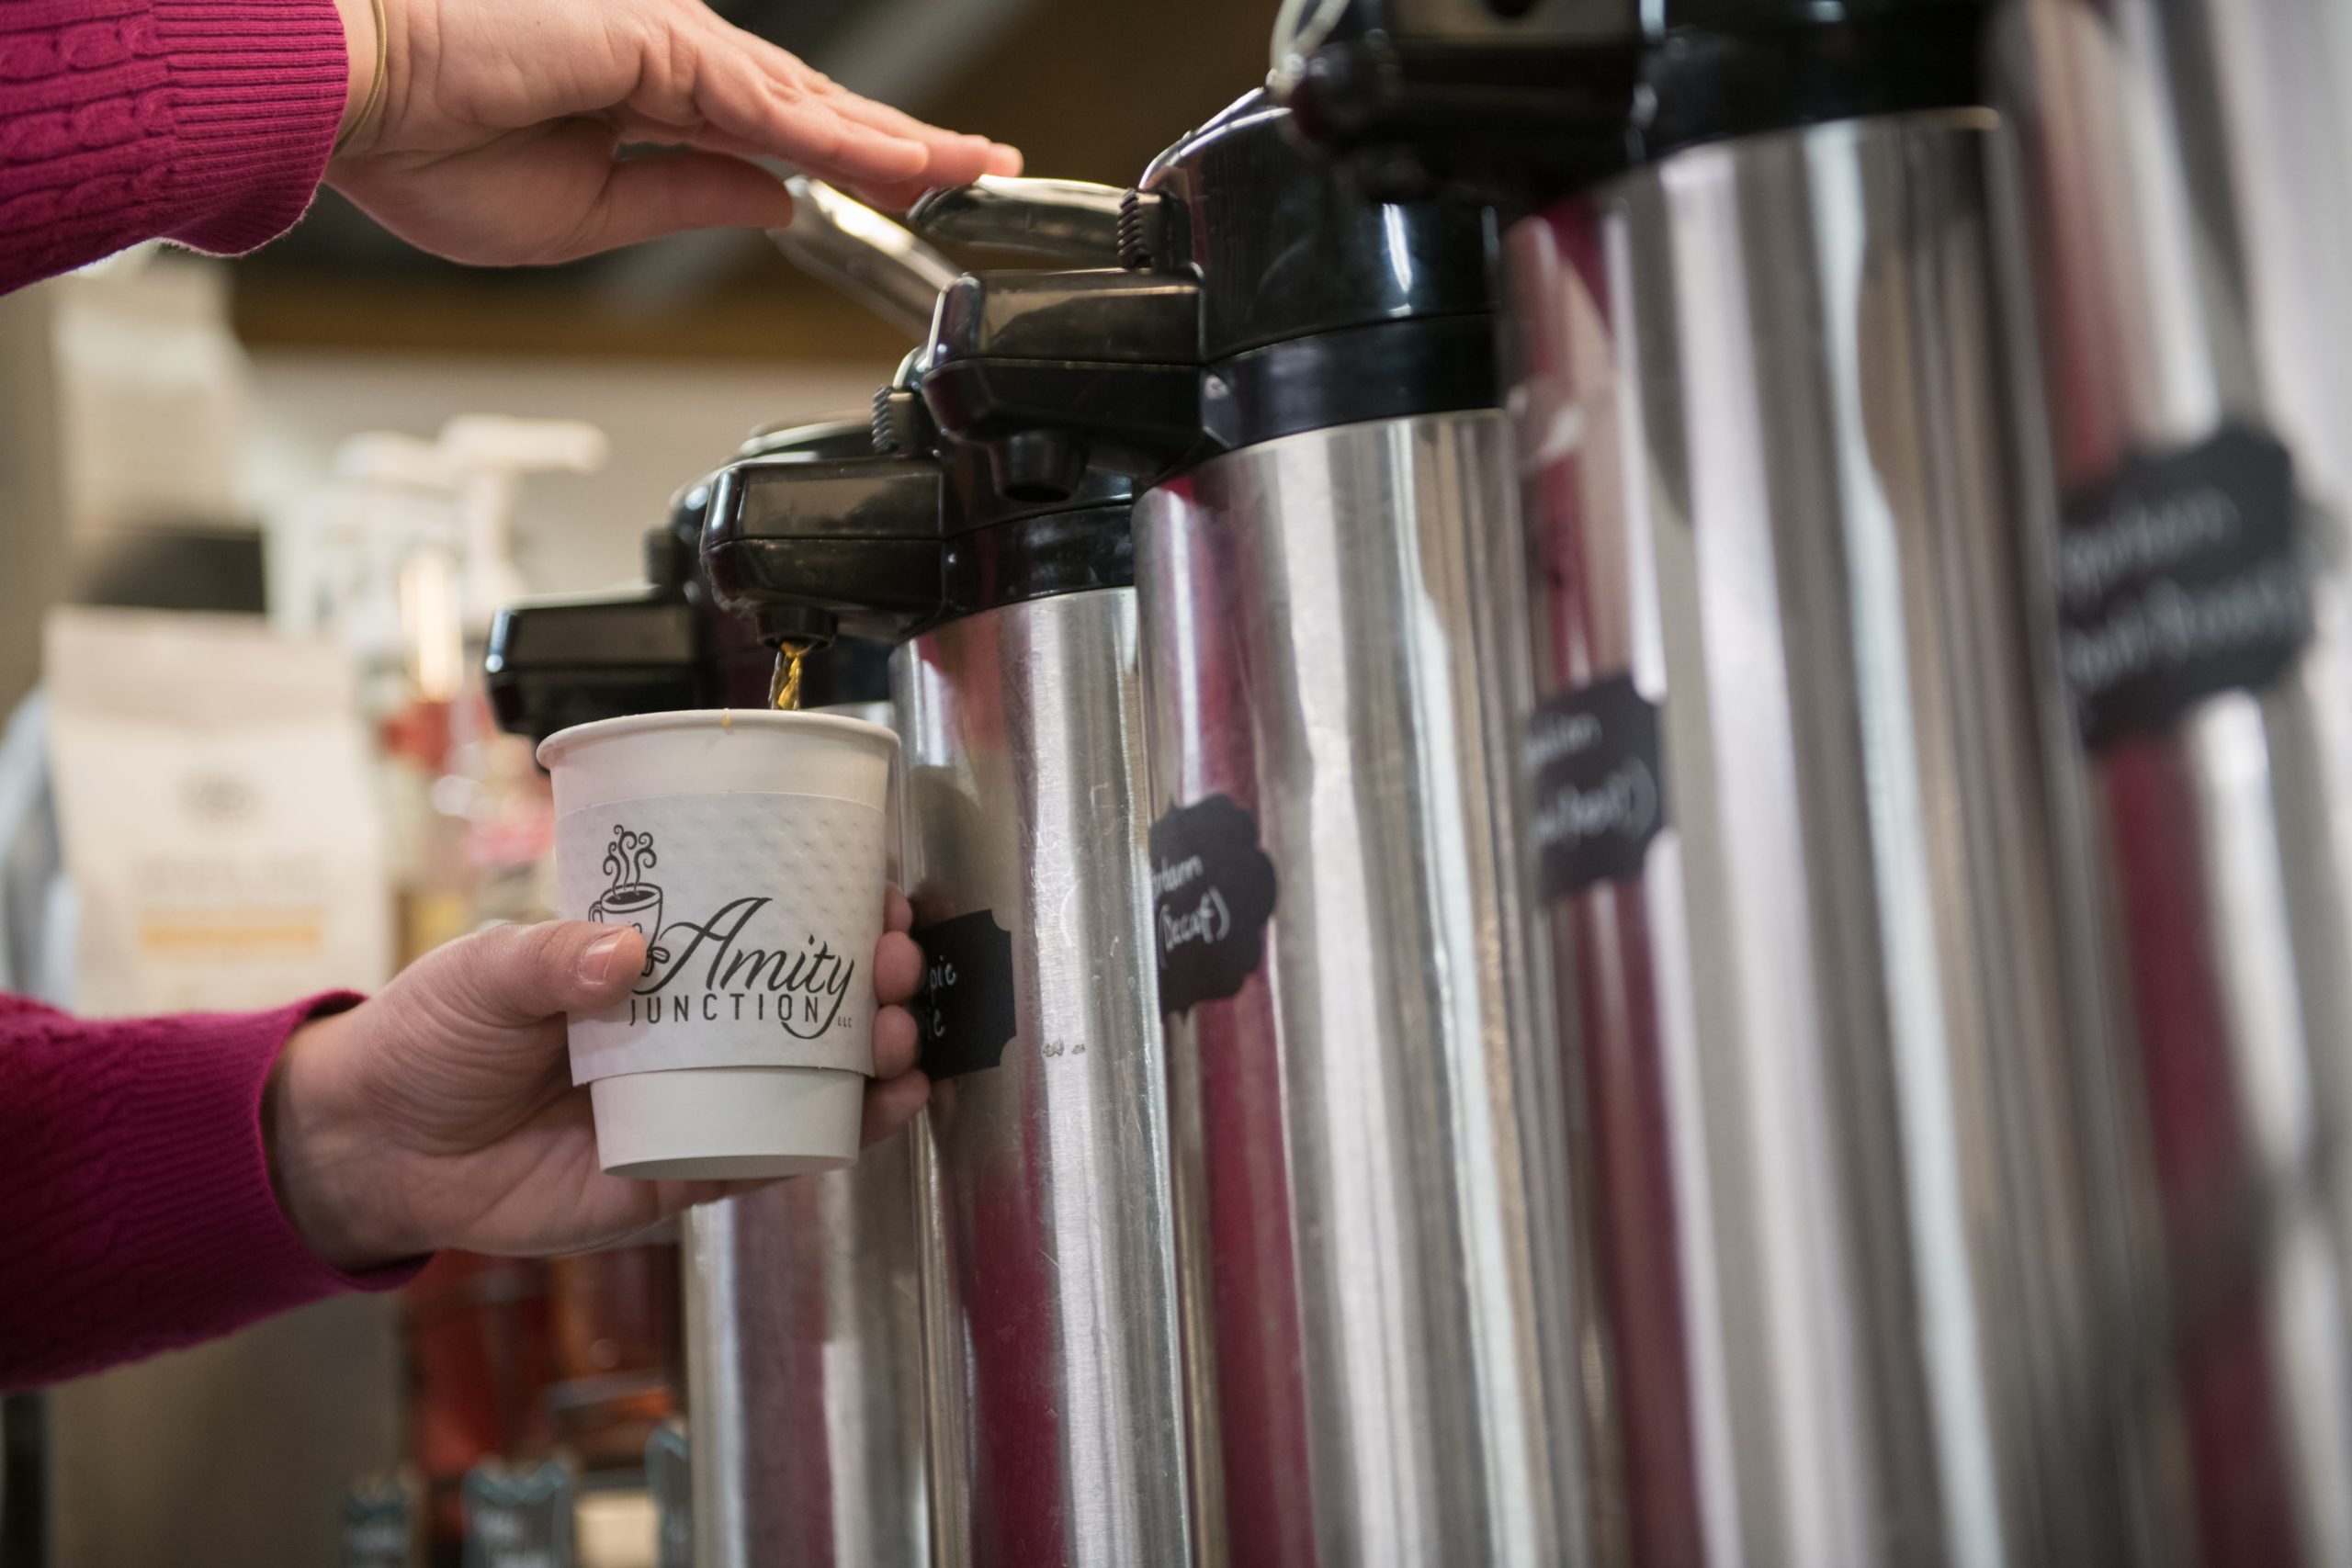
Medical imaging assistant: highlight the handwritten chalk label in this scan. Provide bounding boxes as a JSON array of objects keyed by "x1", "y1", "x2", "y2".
[
  {"x1": 341, "y1": 1477, "x2": 414, "y2": 1568},
  {"x1": 1526, "y1": 673, "x2": 1666, "y2": 901},
  {"x1": 462, "y1": 1461, "x2": 575, "y2": 1568},
  {"x1": 1149, "y1": 795, "x2": 1278, "y2": 1015},
  {"x1": 646, "y1": 1426, "x2": 692, "y2": 1568},
  {"x1": 912, "y1": 908, "x2": 1018, "y2": 1079},
  {"x1": 2057, "y1": 425, "x2": 2311, "y2": 748}
]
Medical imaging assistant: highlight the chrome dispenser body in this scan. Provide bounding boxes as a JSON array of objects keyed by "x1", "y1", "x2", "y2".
[
  {"x1": 1997, "y1": 1, "x2": 2352, "y2": 1560},
  {"x1": 684, "y1": 1126, "x2": 928, "y2": 1568},
  {"x1": 1134, "y1": 412, "x2": 1574, "y2": 1566},
  {"x1": 706, "y1": 403, "x2": 1191, "y2": 1568},
  {"x1": 918, "y1": 93, "x2": 1586, "y2": 1568},
  {"x1": 894, "y1": 589, "x2": 1188, "y2": 1567},
  {"x1": 1279, "y1": 9, "x2": 2141, "y2": 1561},
  {"x1": 1498, "y1": 110, "x2": 2120, "y2": 1566}
]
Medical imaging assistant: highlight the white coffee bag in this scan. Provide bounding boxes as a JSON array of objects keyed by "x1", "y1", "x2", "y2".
[{"x1": 45, "y1": 607, "x2": 394, "y2": 1015}]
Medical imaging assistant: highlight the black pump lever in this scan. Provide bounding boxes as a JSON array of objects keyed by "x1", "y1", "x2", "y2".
[{"x1": 907, "y1": 176, "x2": 1129, "y2": 263}]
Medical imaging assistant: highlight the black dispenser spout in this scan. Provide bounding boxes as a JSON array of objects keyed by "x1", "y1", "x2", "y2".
[
  {"x1": 703, "y1": 456, "x2": 949, "y2": 644},
  {"x1": 922, "y1": 269, "x2": 1205, "y2": 497}
]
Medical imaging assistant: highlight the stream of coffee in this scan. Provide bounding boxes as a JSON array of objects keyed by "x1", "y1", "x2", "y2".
[{"x1": 770, "y1": 642, "x2": 809, "y2": 711}]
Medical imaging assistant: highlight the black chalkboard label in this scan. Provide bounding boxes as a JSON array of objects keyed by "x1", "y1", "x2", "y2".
[
  {"x1": 461, "y1": 1461, "x2": 575, "y2": 1568},
  {"x1": 2057, "y1": 425, "x2": 2311, "y2": 748},
  {"x1": 1526, "y1": 673, "x2": 1667, "y2": 901},
  {"x1": 646, "y1": 1425, "x2": 692, "y2": 1568},
  {"x1": 341, "y1": 1476, "x2": 415, "y2": 1568},
  {"x1": 912, "y1": 908, "x2": 1018, "y2": 1079},
  {"x1": 1150, "y1": 794, "x2": 1278, "y2": 1015}
]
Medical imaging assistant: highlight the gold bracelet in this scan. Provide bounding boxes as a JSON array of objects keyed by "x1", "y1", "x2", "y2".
[{"x1": 333, "y1": 0, "x2": 390, "y2": 157}]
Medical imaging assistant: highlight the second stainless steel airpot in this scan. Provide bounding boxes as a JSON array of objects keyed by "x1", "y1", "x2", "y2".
[
  {"x1": 712, "y1": 181, "x2": 1194, "y2": 1568},
  {"x1": 917, "y1": 94, "x2": 1586, "y2": 1568}
]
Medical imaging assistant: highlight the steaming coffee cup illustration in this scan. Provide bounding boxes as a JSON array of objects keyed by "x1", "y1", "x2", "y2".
[{"x1": 589, "y1": 826, "x2": 668, "y2": 975}]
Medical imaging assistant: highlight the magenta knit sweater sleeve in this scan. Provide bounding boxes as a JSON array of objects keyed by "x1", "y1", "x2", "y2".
[
  {"x1": 0, "y1": 992, "x2": 420, "y2": 1392},
  {"x1": 0, "y1": 0, "x2": 347, "y2": 295}
]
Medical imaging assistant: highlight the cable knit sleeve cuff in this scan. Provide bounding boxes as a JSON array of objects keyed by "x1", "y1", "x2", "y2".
[
  {"x1": 0, "y1": 992, "x2": 422, "y2": 1393},
  {"x1": 151, "y1": 0, "x2": 347, "y2": 255}
]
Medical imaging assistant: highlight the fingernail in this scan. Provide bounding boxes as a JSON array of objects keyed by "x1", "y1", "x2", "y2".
[{"x1": 581, "y1": 930, "x2": 632, "y2": 985}]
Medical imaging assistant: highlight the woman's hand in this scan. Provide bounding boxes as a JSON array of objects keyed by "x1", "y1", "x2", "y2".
[
  {"x1": 265, "y1": 894, "x2": 929, "y2": 1272},
  {"x1": 323, "y1": 0, "x2": 1020, "y2": 265}
]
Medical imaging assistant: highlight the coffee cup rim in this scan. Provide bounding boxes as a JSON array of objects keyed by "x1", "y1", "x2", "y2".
[{"x1": 537, "y1": 707, "x2": 899, "y2": 773}]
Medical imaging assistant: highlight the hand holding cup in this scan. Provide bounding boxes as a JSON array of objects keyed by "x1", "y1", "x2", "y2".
[{"x1": 263, "y1": 896, "x2": 927, "y2": 1272}]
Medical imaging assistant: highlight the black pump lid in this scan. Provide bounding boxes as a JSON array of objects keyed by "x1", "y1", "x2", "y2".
[
  {"x1": 1121, "y1": 90, "x2": 1492, "y2": 359},
  {"x1": 1275, "y1": 0, "x2": 1638, "y2": 204},
  {"x1": 703, "y1": 372, "x2": 1136, "y2": 647},
  {"x1": 1278, "y1": 0, "x2": 1988, "y2": 206},
  {"x1": 1639, "y1": 4, "x2": 1988, "y2": 157},
  {"x1": 922, "y1": 90, "x2": 1500, "y2": 492}
]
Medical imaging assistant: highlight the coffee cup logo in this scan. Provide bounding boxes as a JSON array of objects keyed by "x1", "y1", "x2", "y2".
[
  {"x1": 592, "y1": 826, "x2": 669, "y2": 976},
  {"x1": 556, "y1": 792, "x2": 886, "y2": 1080},
  {"x1": 577, "y1": 815, "x2": 862, "y2": 1043}
]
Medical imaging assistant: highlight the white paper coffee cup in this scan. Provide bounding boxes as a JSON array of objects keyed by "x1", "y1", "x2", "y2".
[{"x1": 537, "y1": 710, "x2": 898, "y2": 1179}]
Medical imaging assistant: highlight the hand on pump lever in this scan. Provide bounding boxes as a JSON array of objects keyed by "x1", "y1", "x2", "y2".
[
  {"x1": 322, "y1": 0, "x2": 1023, "y2": 265},
  {"x1": 262, "y1": 894, "x2": 930, "y2": 1271}
]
